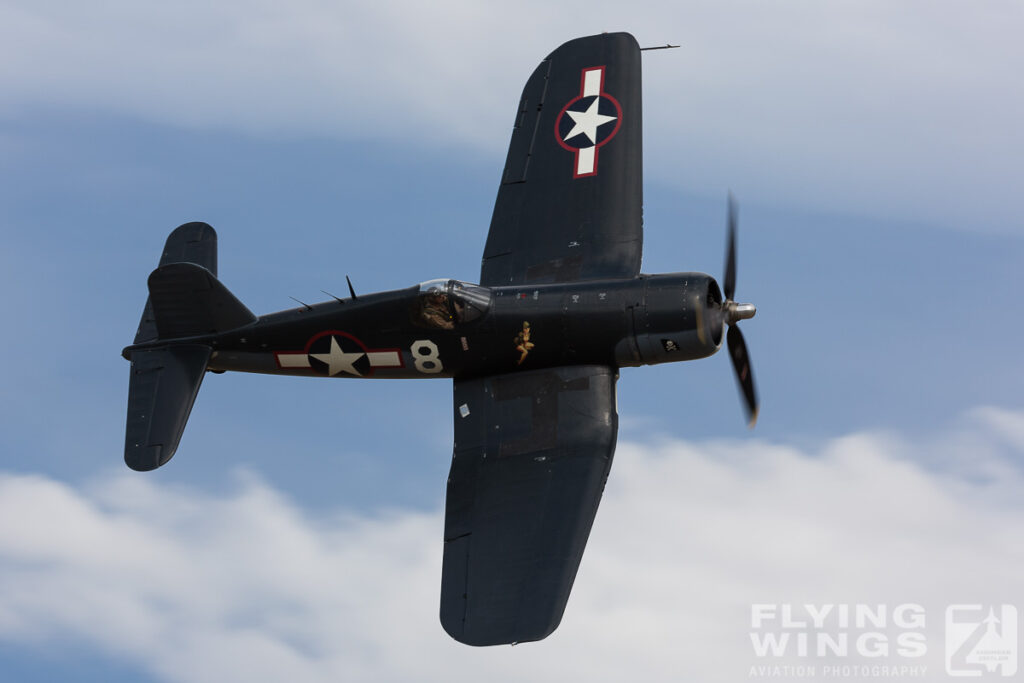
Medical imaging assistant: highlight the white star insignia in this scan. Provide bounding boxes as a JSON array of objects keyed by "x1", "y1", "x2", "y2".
[
  {"x1": 309, "y1": 336, "x2": 365, "y2": 376},
  {"x1": 563, "y1": 97, "x2": 617, "y2": 145}
]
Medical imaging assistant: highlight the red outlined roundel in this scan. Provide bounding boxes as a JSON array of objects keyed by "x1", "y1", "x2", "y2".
[
  {"x1": 275, "y1": 330, "x2": 403, "y2": 377},
  {"x1": 554, "y1": 66, "x2": 623, "y2": 178}
]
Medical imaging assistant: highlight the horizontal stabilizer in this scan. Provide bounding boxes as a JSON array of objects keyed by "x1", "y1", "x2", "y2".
[
  {"x1": 147, "y1": 262, "x2": 256, "y2": 339},
  {"x1": 124, "y1": 344, "x2": 211, "y2": 471},
  {"x1": 135, "y1": 222, "x2": 218, "y2": 344}
]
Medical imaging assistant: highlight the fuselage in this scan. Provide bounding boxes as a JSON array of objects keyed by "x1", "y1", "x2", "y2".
[{"x1": 124, "y1": 272, "x2": 725, "y2": 381}]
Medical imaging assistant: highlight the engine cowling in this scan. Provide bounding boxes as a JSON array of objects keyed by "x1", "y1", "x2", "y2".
[{"x1": 629, "y1": 273, "x2": 724, "y2": 365}]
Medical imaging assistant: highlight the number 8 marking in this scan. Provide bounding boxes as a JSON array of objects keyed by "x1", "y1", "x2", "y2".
[{"x1": 411, "y1": 339, "x2": 443, "y2": 374}]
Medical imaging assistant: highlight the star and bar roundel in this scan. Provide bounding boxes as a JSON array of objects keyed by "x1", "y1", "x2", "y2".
[
  {"x1": 275, "y1": 331, "x2": 403, "y2": 377},
  {"x1": 554, "y1": 66, "x2": 623, "y2": 178}
]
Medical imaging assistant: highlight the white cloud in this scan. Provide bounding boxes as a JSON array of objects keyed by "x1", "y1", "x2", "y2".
[
  {"x1": 1, "y1": 407, "x2": 1022, "y2": 681},
  {"x1": 1, "y1": 1, "x2": 1021, "y2": 234}
]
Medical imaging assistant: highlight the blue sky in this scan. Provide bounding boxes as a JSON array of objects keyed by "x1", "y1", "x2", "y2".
[{"x1": 1, "y1": 2, "x2": 1023, "y2": 681}]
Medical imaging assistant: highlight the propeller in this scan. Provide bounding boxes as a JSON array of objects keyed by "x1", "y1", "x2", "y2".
[{"x1": 720, "y1": 193, "x2": 759, "y2": 427}]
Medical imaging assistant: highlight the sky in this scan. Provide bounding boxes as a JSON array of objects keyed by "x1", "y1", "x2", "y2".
[{"x1": 1, "y1": 1, "x2": 1022, "y2": 681}]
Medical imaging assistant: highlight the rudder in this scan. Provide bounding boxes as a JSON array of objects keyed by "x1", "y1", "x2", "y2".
[{"x1": 147, "y1": 262, "x2": 256, "y2": 339}]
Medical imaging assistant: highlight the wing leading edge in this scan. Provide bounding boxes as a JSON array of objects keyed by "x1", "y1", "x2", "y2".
[
  {"x1": 480, "y1": 32, "x2": 642, "y2": 287},
  {"x1": 441, "y1": 365, "x2": 618, "y2": 645}
]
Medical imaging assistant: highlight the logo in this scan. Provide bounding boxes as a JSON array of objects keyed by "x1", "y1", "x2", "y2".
[
  {"x1": 745, "y1": 602, "x2": 1020, "y2": 679},
  {"x1": 946, "y1": 605, "x2": 1018, "y2": 677},
  {"x1": 748, "y1": 603, "x2": 929, "y2": 679},
  {"x1": 554, "y1": 66, "x2": 622, "y2": 178}
]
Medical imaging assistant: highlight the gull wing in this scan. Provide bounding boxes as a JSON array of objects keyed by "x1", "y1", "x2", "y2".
[
  {"x1": 441, "y1": 365, "x2": 618, "y2": 645},
  {"x1": 480, "y1": 32, "x2": 642, "y2": 286}
]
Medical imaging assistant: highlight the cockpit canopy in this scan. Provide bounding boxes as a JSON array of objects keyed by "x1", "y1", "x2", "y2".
[{"x1": 415, "y1": 279, "x2": 492, "y2": 329}]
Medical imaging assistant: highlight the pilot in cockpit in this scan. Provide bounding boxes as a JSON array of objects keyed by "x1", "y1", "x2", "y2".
[
  {"x1": 416, "y1": 279, "x2": 488, "y2": 330},
  {"x1": 421, "y1": 289, "x2": 455, "y2": 329}
]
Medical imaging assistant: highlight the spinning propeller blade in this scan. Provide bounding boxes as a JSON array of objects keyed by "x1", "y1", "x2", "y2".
[
  {"x1": 719, "y1": 193, "x2": 759, "y2": 427},
  {"x1": 727, "y1": 325, "x2": 758, "y2": 427},
  {"x1": 724, "y1": 192, "x2": 737, "y2": 302}
]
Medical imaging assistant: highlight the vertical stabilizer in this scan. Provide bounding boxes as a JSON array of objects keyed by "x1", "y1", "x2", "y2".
[{"x1": 124, "y1": 222, "x2": 234, "y2": 471}]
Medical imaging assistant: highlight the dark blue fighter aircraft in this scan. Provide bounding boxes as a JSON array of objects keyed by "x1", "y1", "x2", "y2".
[{"x1": 122, "y1": 32, "x2": 758, "y2": 646}]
